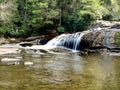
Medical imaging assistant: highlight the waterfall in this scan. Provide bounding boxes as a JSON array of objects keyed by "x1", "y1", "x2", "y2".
[
  {"x1": 46, "y1": 32, "x2": 85, "y2": 51},
  {"x1": 23, "y1": 31, "x2": 87, "y2": 51},
  {"x1": 103, "y1": 31, "x2": 110, "y2": 48}
]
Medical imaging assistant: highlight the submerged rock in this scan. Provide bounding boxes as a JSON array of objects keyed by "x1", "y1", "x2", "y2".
[
  {"x1": 1, "y1": 58, "x2": 21, "y2": 62},
  {"x1": 24, "y1": 62, "x2": 34, "y2": 66},
  {"x1": 1, "y1": 58, "x2": 21, "y2": 65},
  {"x1": 108, "y1": 52, "x2": 120, "y2": 56}
]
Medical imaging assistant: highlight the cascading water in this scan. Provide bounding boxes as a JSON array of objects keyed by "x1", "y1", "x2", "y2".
[
  {"x1": 46, "y1": 32, "x2": 85, "y2": 51},
  {"x1": 103, "y1": 31, "x2": 110, "y2": 48},
  {"x1": 23, "y1": 31, "x2": 89, "y2": 52}
]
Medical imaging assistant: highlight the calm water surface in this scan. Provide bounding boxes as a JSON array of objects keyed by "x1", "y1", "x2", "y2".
[{"x1": 0, "y1": 49, "x2": 120, "y2": 90}]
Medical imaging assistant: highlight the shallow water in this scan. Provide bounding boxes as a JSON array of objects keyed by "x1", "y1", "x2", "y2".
[{"x1": 0, "y1": 49, "x2": 120, "y2": 90}]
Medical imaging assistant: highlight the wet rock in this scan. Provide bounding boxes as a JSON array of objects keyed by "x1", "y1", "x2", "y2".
[
  {"x1": 25, "y1": 36, "x2": 46, "y2": 41},
  {"x1": 24, "y1": 62, "x2": 34, "y2": 66},
  {"x1": 84, "y1": 48, "x2": 108, "y2": 54},
  {"x1": 111, "y1": 24, "x2": 120, "y2": 29},
  {"x1": 49, "y1": 48, "x2": 70, "y2": 53},
  {"x1": 108, "y1": 52, "x2": 120, "y2": 56},
  {"x1": 19, "y1": 42, "x2": 34, "y2": 47},
  {"x1": 1, "y1": 58, "x2": 21, "y2": 62},
  {"x1": 1, "y1": 58, "x2": 21, "y2": 65},
  {"x1": 84, "y1": 20, "x2": 120, "y2": 51},
  {"x1": 15, "y1": 57, "x2": 23, "y2": 59},
  {"x1": 82, "y1": 29, "x2": 120, "y2": 50}
]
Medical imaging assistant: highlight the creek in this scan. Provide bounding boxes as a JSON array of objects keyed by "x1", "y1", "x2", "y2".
[
  {"x1": 0, "y1": 27, "x2": 120, "y2": 90},
  {"x1": 0, "y1": 45, "x2": 120, "y2": 90}
]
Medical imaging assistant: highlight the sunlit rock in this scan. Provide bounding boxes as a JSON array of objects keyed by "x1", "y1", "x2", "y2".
[
  {"x1": 82, "y1": 29, "x2": 119, "y2": 49},
  {"x1": 1, "y1": 58, "x2": 21, "y2": 62},
  {"x1": 24, "y1": 62, "x2": 34, "y2": 66},
  {"x1": 15, "y1": 57, "x2": 23, "y2": 59}
]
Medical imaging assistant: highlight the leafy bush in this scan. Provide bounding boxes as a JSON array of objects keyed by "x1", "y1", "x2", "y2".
[
  {"x1": 57, "y1": 26, "x2": 65, "y2": 34},
  {"x1": 0, "y1": 28, "x2": 6, "y2": 35},
  {"x1": 64, "y1": 13, "x2": 95, "y2": 33}
]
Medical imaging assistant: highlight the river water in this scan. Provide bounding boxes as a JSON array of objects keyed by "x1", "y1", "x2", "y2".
[{"x1": 0, "y1": 45, "x2": 120, "y2": 90}]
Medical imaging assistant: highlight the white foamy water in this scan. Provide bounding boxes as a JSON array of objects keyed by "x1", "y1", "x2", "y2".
[{"x1": 23, "y1": 31, "x2": 90, "y2": 51}]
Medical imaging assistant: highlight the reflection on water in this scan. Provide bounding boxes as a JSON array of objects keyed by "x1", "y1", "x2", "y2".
[{"x1": 0, "y1": 51, "x2": 120, "y2": 90}]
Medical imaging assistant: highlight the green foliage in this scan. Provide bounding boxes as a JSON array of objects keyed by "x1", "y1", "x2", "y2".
[
  {"x1": 0, "y1": 0, "x2": 18, "y2": 23},
  {"x1": 57, "y1": 26, "x2": 65, "y2": 34},
  {"x1": 64, "y1": 13, "x2": 95, "y2": 32},
  {"x1": 0, "y1": 0, "x2": 120, "y2": 37},
  {"x1": 7, "y1": 29, "x2": 28, "y2": 37},
  {"x1": 0, "y1": 0, "x2": 3, "y2": 3},
  {"x1": 102, "y1": 0, "x2": 120, "y2": 20},
  {"x1": 0, "y1": 28, "x2": 6, "y2": 35},
  {"x1": 0, "y1": 24, "x2": 13, "y2": 36},
  {"x1": 27, "y1": 0, "x2": 59, "y2": 33},
  {"x1": 102, "y1": 14, "x2": 113, "y2": 21}
]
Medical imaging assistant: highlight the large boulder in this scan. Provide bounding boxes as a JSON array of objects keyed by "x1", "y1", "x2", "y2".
[{"x1": 81, "y1": 29, "x2": 120, "y2": 51}]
